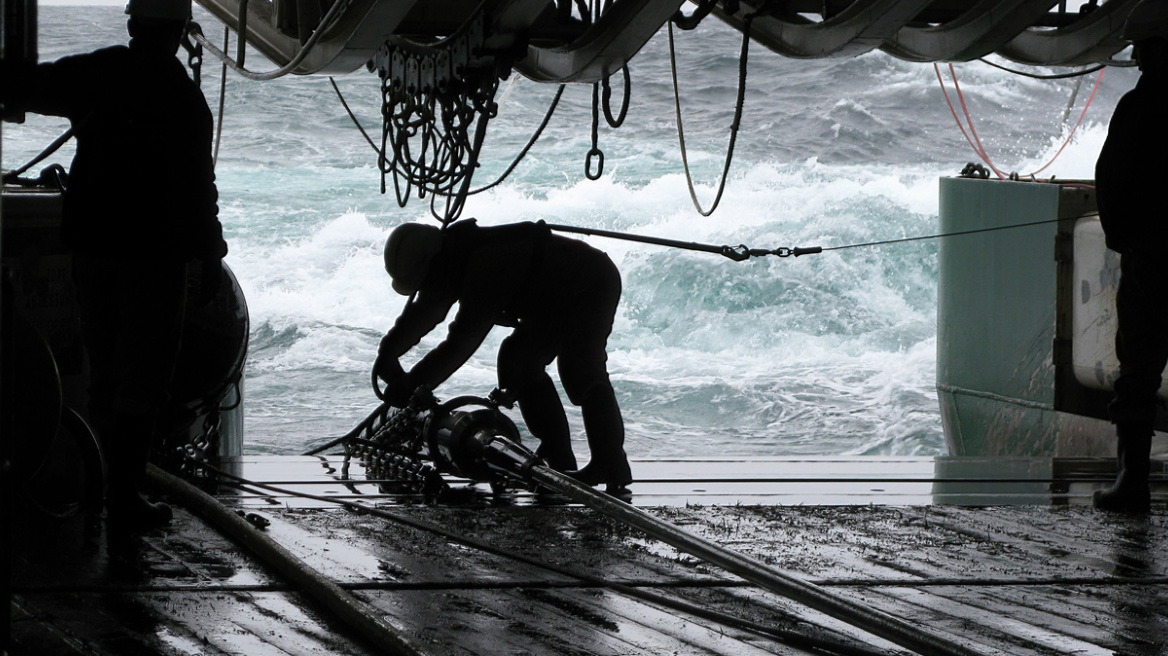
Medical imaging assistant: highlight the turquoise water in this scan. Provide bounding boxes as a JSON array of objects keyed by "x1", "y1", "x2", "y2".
[{"x1": 4, "y1": 6, "x2": 1139, "y2": 457}]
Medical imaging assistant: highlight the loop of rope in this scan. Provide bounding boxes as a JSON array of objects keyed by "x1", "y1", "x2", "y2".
[
  {"x1": 601, "y1": 65, "x2": 631, "y2": 128},
  {"x1": 669, "y1": 15, "x2": 751, "y2": 217},
  {"x1": 340, "y1": 78, "x2": 563, "y2": 201},
  {"x1": 977, "y1": 58, "x2": 1107, "y2": 79},
  {"x1": 332, "y1": 81, "x2": 563, "y2": 198}
]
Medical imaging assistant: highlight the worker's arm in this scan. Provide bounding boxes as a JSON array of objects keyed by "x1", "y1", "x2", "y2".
[
  {"x1": 376, "y1": 291, "x2": 458, "y2": 404},
  {"x1": 403, "y1": 307, "x2": 494, "y2": 394}
]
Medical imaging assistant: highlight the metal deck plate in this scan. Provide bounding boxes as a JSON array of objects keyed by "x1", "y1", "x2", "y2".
[{"x1": 10, "y1": 456, "x2": 1168, "y2": 656}]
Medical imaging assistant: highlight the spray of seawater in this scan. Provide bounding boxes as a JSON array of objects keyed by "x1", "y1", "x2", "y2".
[{"x1": 5, "y1": 6, "x2": 1136, "y2": 457}]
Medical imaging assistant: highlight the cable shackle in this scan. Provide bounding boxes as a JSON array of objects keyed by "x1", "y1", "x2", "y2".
[
  {"x1": 775, "y1": 246, "x2": 823, "y2": 257},
  {"x1": 720, "y1": 245, "x2": 823, "y2": 260}
]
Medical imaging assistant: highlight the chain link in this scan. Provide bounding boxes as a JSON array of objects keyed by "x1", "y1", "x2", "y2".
[
  {"x1": 342, "y1": 404, "x2": 447, "y2": 496},
  {"x1": 158, "y1": 409, "x2": 222, "y2": 483}
]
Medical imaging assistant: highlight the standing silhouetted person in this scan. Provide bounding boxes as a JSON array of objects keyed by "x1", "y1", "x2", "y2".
[
  {"x1": 1, "y1": 0, "x2": 227, "y2": 528},
  {"x1": 375, "y1": 219, "x2": 633, "y2": 497},
  {"x1": 1093, "y1": 0, "x2": 1168, "y2": 513}
]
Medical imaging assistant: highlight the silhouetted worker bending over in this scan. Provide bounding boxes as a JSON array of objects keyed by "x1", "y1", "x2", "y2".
[
  {"x1": 1093, "y1": 0, "x2": 1168, "y2": 513},
  {"x1": 2, "y1": 0, "x2": 226, "y2": 528},
  {"x1": 375, "y1": 220, "x2": 633, "y2": 497}
]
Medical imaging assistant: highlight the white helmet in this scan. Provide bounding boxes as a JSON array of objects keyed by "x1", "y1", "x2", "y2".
[
  {"x1": 125, "y1": 0, "x2": 192, "y2": 21},
  {"x1": 1124, "y1": 0, "x2": 1168, "y2": 42},
  {"x1": 384, "y1": 223, "x2": 443, "y2": 296}
]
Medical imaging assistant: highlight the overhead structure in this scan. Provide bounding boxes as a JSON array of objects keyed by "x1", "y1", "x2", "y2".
[{"x1": 193, "y1": 0, "x2": 1138, "y2": 78}]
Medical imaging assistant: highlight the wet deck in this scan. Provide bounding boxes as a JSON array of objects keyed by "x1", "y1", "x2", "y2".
[{"x1": 10, "y1": 456, "x2": 1168, "y2": 656}]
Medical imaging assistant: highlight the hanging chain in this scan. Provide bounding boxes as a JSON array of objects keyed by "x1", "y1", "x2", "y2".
[
  {"x1": 158, "y1": 409, "x2": 222, "y2": 484},
  {"x1": 585, "y1": 81, "x2": 604, "y2": 180},
  {"x1": 342, "y1": 404, "x2": 447, "y2": 496},
  {"x1": 334, "y1": 400, "x2": 447, "y2": 497}
]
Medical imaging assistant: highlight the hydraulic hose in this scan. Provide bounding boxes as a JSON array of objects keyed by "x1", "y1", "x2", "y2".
[
  {"x1": 145, "y1": 464, "x2": 427, "y2": 656},
  {"x1": 522, "y1": 462, "x2": 990, "y2": 656}
]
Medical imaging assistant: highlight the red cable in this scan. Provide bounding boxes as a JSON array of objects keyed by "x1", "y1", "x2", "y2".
[
  {"x1": 935, "y1": 62, "x2": 1106, "y2": 181},
  {"x1": 934, "y1": 63, "x2": 1004, "y2": 179},
  {"x1": 950, "y1": 64, "x2": 1008, "y2": 178},
  {"x1": 933, "y1": 64, "x2": 979, "y2": 155}
]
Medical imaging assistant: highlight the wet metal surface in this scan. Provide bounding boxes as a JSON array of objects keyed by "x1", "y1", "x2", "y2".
[{"x1": 10, "y1": 456, "x2": 1168, "y2": 655}]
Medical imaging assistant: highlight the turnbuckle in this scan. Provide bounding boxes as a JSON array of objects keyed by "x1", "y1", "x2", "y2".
[{"x1": 720, "y1": 245, "x2": 823, "y2": 261}]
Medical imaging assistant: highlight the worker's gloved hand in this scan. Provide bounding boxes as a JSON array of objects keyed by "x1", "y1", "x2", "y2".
[
  {"x1": 374, "y1": 354, "x2": 413, "y2": 407},
  {"x1": 193, "y1": 258, "x2": 222, "y2": 307},
  {"x1": 383, "y1": 379, "x2": 415, "y2": 408},
  {"x1": 374, "y1": 352, "x2": 404, "y2": 382}
]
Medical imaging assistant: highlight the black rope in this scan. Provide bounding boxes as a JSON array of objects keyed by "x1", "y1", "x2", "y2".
[
  {"x1": 601, "y1": 66, "x2": 630, "y2": 128},
  {"x1": 549, "y1": 223, "x2": 764, "y2": 261},
  {"x1": 816, "y1": 215, "x2": 1085, "y2": 254},
  {"x1": 977, "y1": 58, "x2": 1108, "y2": 80},
  {"x1": 213, "y1": 26, "x2": 229, "y2": 168},
  {"x1": 4, "y1": 127, "x2": 75, "y2": 181},
  {"x1": 467, "y1": 84, "x2": 566, "y2": 195},
  {"x1": 330, "y1": 76, "x2": 379, "y2": 154},
  {"x1": 669, "y1": 14, "x2": 752, "y2": 217}
]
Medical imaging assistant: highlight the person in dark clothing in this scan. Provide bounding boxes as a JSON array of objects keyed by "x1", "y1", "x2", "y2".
[
  {"x1": 1, "y1": 0, "x2": 227, "y2": 528},
  {"x1": 375, "y1": 219, "x2": 633, "y2": 497},
  {"x1": 1093, "y1": 0, "x2": 1168, "y2": 513}
]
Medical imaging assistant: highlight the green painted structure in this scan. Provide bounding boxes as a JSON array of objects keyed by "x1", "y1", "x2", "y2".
[{"x1": 936, "y1": 176, "x2": 1117, "y2": 458}]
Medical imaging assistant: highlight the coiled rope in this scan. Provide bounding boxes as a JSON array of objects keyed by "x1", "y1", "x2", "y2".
[{"x1": 330, "y1": 77, "x2": 566, "y2": 198}]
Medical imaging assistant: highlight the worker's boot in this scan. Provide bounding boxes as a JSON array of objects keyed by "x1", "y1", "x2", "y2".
[
  {"x1": 104, "y1": 415, "x2": 172, "y2": 530},
  {"x1": 570, "y1": 386, "x2": 633, "y2": 500},
  {"x1": 513, "y1": 378, "x2": 578, "y2": 472},
  {"x1": 1093, "y1": 423, "x2": 1152, "y2": 514}
]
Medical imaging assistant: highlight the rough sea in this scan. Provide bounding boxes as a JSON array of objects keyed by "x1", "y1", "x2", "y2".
[{"x1": 4, "y1": 4, "x2": 1141, "y2": 458}]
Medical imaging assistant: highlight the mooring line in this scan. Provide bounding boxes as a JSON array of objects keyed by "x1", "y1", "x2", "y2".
[{"x1": 547, "y1": 213, "x2": 1092, "y2": 261}]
